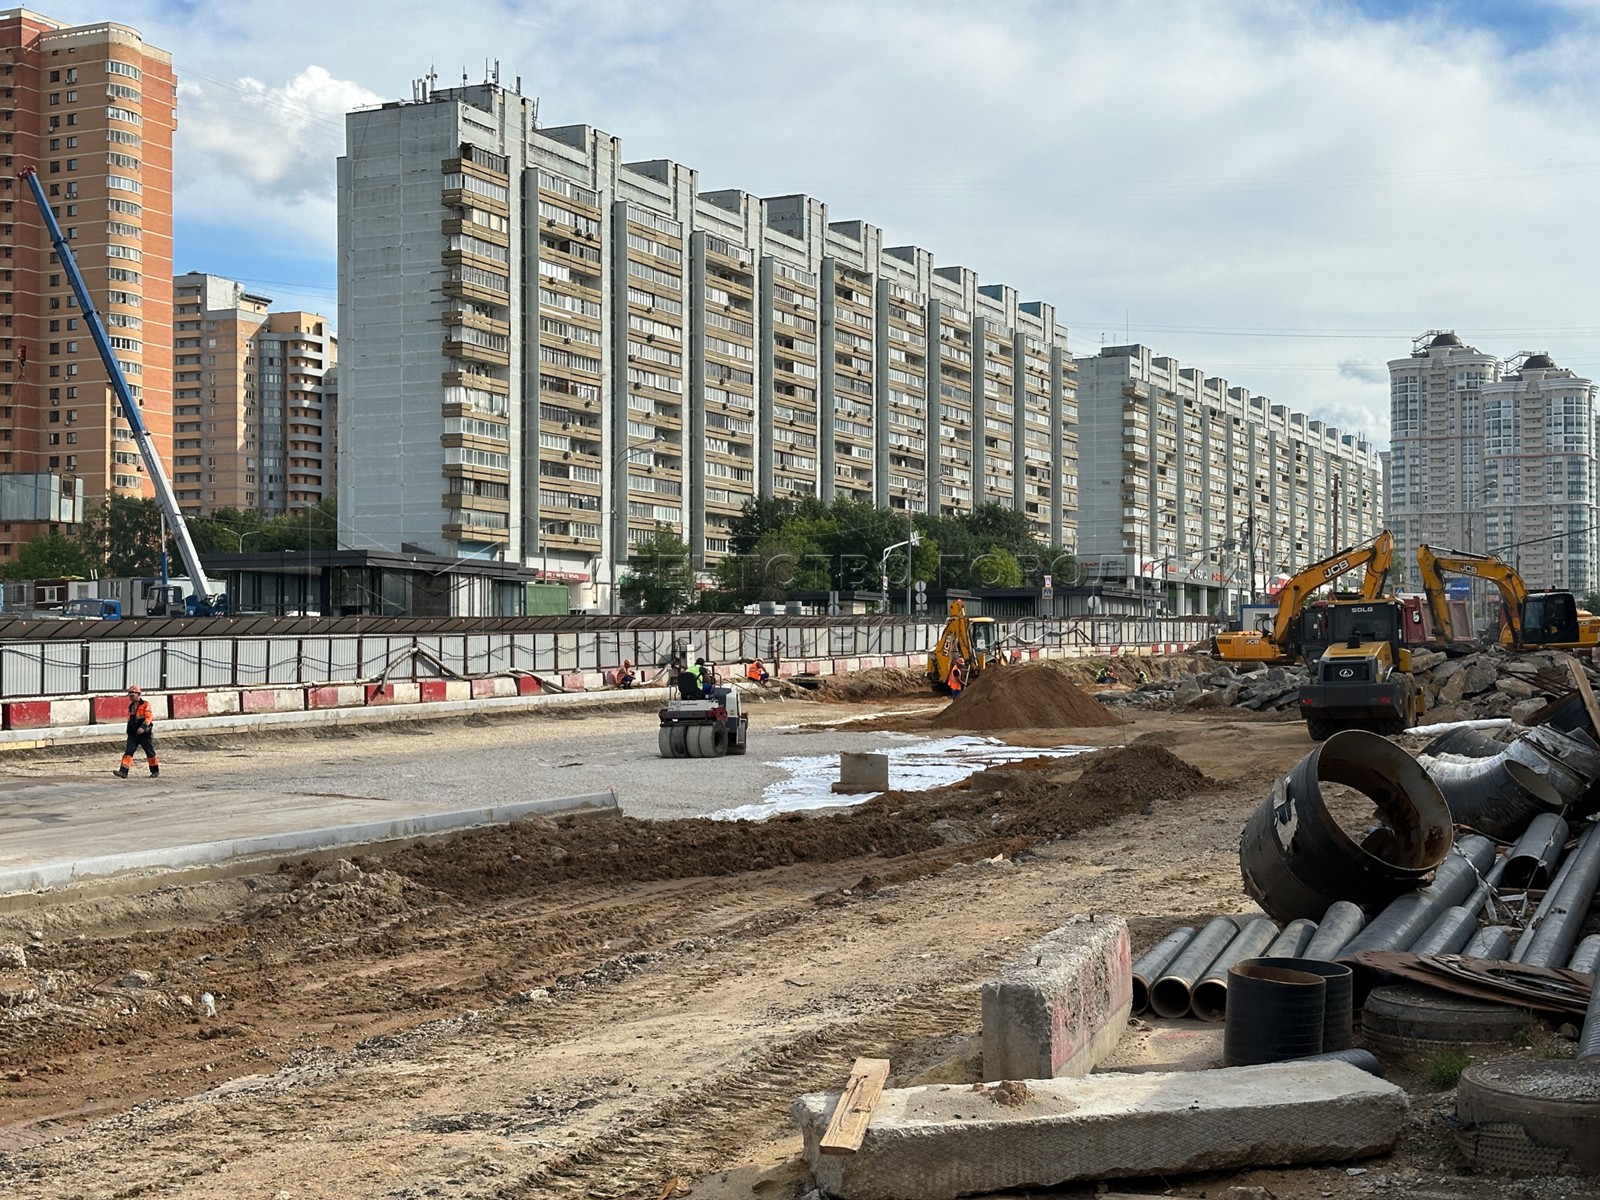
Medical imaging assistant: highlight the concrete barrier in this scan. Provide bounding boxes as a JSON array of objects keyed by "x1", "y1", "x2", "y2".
[
  {"x1": 46, "y1": 698, "x2": 91, "y2": 728},
  {"x1": 517, "y1": 675, "x2": 543, "y2": 696},
  {"x1": 981, "y1": 915, "x2": 1131, "y2": 1082},
  {"x1": 91, "y1": 695, "x2": 130, "y2": 723},
  {"x1": 241, "y1": 688, "x2": 305, "y2": 714},
  {"x1": 207, "y1": 690, "x2": 241, "y2": 716},
  {"x1": 309, "y1": 685, "x2": 364, "y2": 710},
  {"x1": 4, "y1": 701, "x2": 51, "y2": 730},
  {"x1": 795, "y1": 1060, "x2": 1407, "y2": 1199},
  {"x1": 170, "y1": 692, "x2": 209, "y2": 719},
  {"x1": 470, "y1": 678, "x2": 497, "y2": 699},
  {"x1": 364, "y1": 682, "x2": 418, "y2": 705}
]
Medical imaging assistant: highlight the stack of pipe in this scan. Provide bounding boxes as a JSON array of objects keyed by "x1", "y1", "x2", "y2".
[{"x1": 1513, "y1": 820, "x2": 1600, "y2": 968}]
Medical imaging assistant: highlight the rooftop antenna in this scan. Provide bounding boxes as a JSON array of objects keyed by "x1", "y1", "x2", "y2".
[
  {"x1": 461, "y1": 67, "x2": 468, "y2": 86},
  {"x1": 515, "y1": 75, "x2": 522, "y2": 95},
  {"x1": 530, "y1": 96, "x2": 539, "y2": 128}
]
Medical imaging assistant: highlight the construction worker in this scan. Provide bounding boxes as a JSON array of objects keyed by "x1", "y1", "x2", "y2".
[
  {"x1": 745, "y1": 658, "x2": 769, "y2": 683},
  {"x1": 617, "y1": 659, "x2": 636, "y2": 688},
  {"x1": 947, "y1": 655, "x2": 967, "y2": 695},
  {"x1": 116, "y1": 685, "x2": 158, "y2": 778}
]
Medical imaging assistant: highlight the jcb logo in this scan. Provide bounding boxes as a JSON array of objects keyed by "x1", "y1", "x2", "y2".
[
  {"x1": 1458, "y1": 565, "x2": 1479, "y2": 576},
  {"x1": 1321, "y1": 558, "x2": 1351, "y2": 579}
]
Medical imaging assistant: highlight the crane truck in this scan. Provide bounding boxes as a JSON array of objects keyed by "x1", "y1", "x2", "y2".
[
  {"x1": 1213, "y1": 530, "x2": 1396, "y2": 665},
  {"x1": 1415, "y1": 545, "x2": 1598, "y2": 652},
  {"x1": 20, "y1": 167, "x2": 226, "y2": 617}
]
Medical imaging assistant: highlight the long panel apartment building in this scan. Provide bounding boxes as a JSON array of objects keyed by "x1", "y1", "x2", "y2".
[
  {"x1": 0, "y1": 9, "x2": 174, "y2": 563},
  {"x1": 1076, "y1": 344, "x2": 1384, "y2": 615},
  {"x1": 338, "y1": 83, "x2": 1079, "y2": 608}
]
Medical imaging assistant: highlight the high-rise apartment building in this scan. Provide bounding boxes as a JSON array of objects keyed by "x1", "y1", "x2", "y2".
[
  {"x1": 1386, "y1": 331, "x2": 1500, "y2": 590},
  {"x1": 173, "y1": 271, "x2": 336, "y2": 516},
  {"x1": 1075, "y1": 344, "x2": 1383, "y2": 615},
  {"x1": 1478, "y1": 353, "x2": 1596, "y2": 593},
  {"x1": 338, "y1": 83, "x2": 1079, "y2": 608},
  {"x1": 0, "y1": 9, "x2": 174, "y2": 563}
]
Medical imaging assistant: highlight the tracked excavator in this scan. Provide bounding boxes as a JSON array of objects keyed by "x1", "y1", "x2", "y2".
[
  {"x1": 1213, "y1": 530, "x2": 1396, "y2": 665},
  {"x1": 1416, "y1": 545, "x2": 1599, "y2": 652}
]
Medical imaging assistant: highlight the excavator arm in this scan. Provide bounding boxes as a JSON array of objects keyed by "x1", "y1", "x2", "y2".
[
  {"x1": 1415, "y1": 545, "x2": 1528, "y2": 646},
  {"x1": 1268, "y1": 530, "x2": 1396, "y2": 648}
]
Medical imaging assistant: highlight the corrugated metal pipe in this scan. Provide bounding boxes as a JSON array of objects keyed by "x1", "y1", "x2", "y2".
[
  {"x1": 1264, "y1": 917, "x2": 1318, "y2": 959},
  {"x1": 1501, "y1": 813, "x2": 1570, "y2": 890},
  {"x1": 1240, "y1": 730, "x2": 1453, "y2": 924},
  {"x1": 1409, "y1": 905, "x2": 1480, "y2": 956},
  {"x1": 1514, "y1": 820, "x2": 1600, "y2": 969},
  {"x1": 1418, "y1": 753, "x2": 1566, "y2": 841},
  {"x1": 1579, "y1": 967, "x2": 1600, "y2": 1062},
  {"x1": 1339, "y1": 834, "x2": 1498, "y2": 957},
  {"x1": 1462, "y1": 925, "x2": 1514, "y2": 959},
  {"x1": 1150, "y1": 916, "x2": 1239, "y2": 1020},
  {"x1": 1301, "y1": 901, "x2": 1366, "y2": 960},
  {"x1": 1569, "y1": 933, "x2": 1600, "y2": 974},
  {"x1": 1191, "y1": 918, "x2": 1282, "y2": 1022}
]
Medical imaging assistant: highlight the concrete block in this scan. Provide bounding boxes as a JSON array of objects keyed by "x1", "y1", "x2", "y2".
[
  {"x1": 562, "y1": 673, "x2": 586, "y2": 692},
  {"x1": 444, "y1": 680, "x2": 471, "y2": 702},
  {"x1": 418, "y1": 680, "x2": 448, "y2": 703},
  {"x1": 91, "y1": 695, "x2": 129, "y2": 724},
  {"x1": 517, "y1": 675, "x2": 542, "y2": 696},
  {"x1": 470, "y1": 678, "x2": 497, "y2": 699},
  {"x1": 5, "y1": 701, "x2": 51, "y2": 730},
  {"x1": 492, "y1": 676, "x2": 517, "y2": 698},
  {"x1": 206, "y1": 690, "x2": 241, "y2": 716},
  {"x1": 834, "y1": 752, "x2": 891, "y2": 794},
  {"x1": 308, "y1": 685, "x2": 364, "y2": 710},
  {"x1": 982, "y1": 915, "x2": 1131, "y2": 1082},
  {"x1": 387, "y1": 682, "x2": 419, "y2": 704},
  {"x1": 169, "y1": 692, "x2": 210, "y2": 720},
  {"x1": 795, "y1": 1061, "x2": 1408, "y2": 1200},
  {"x1": 241, "y1": 688, "x2": 304, "y2": 714},
  {"x1": 48, "y1": 699, "x2": 90, "y2": 727}
]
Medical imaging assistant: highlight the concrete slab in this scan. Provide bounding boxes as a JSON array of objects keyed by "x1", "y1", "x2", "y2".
[
  {"x1": 982, "y1": 914, "x2": 1131, "y2": 1081},
  {"x1": 795, "y1": 1061, "x2": 1408, "y2": 1200}
]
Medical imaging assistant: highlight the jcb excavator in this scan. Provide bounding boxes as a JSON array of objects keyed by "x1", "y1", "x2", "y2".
[
  {"x1": 926, "y1": 599, "x2": 998, "y2": 694},
  {"x1": 1213, "y1": 530, "x2": 1396, "y2": 665},
  {"x1": 1415, "y1": 545, "x2": 1600, "y2": 652}
]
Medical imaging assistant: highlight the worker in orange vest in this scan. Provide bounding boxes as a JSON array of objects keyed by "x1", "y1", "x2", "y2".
[
  {"x1": 947, "y1": 655, "x2": 967, "y2": 695},
  {"x1": 745, "y1": 658, "x2": 769, "y2": 683},
  {"x1": 116, "y1": 684, "x2": 158, "y2": 778}
]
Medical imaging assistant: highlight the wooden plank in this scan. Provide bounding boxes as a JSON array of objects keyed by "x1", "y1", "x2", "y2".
[
  {"x1": 819, "y1": 1057, "x2": 891, "y2": 1155},
  {"x1": 1567, "y1": 655, "x2": 1600, "y2": 737}
]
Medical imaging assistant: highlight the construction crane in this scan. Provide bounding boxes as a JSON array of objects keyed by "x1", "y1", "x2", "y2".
[
  {"x1": 1415, "y1": 545, "x2": 1597, "y2": 651},
  {"x1": 20, "y1": 167, "x2": 226, "y2": 616},
  {"x1": 1213, "y1": 530, "x2": 1396, "y2": 665}
]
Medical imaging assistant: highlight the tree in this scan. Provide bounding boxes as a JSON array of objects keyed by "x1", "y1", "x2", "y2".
[
  {"x1": 76, "y1": 496, "x2": 165, "y2": 577},
  {"x1": 618, "y1": 524, "x2": 695, "y2": 613},
  {"x1": 971, "y1": 544, "x2": 1024, "y2": 588},
  {"x1": 2, "y1": 529, "x2": 98, "y2": 580}
]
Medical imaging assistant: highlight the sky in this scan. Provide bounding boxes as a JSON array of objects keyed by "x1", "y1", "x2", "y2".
[{"x1": 39, "y1": 0, "x2": 1600, "y2": 449}]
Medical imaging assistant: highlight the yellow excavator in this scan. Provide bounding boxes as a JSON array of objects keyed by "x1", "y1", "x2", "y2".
[
  {"x1": 926, "y1": 599, "x2": 998, "y2": 693},
  {"x1": 1213, "y1": 530, "x2": 1396, "y2": 665},
  {"x1": 1415, "y1": 545, "x2": 1600, "y2": 651}
]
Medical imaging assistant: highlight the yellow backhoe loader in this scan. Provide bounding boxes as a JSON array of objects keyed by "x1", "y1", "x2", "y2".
[{"x1": 926, "y1": 599, "x2": 998, "y2": 694}]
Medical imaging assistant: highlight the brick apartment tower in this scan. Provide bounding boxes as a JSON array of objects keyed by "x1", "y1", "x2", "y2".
[{"x1": 0, "y1": 9, "x2": 174, "y2": 562}]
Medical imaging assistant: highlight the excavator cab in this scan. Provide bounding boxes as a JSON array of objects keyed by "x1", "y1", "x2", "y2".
[{"x1": 1523, "y1": 591, "x2": 1581, "y2": 647}]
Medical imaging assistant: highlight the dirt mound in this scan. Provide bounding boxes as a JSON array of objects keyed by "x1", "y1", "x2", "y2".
[
  {"x1": 810, "y1": 666, "x2": 930, "y2": 702},
  {"x1": 1008, "y1": 745, "x2": 1212, "y2": 834},
  {"x1": 933, "y1": 660, "x2": 1121, "y2": 732}
]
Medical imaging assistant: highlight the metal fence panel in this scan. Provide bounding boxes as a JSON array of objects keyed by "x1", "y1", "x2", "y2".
[
  {"x1": 125, "y1": 640, "x2": 165, "y2": 690},
  {"x1": 42, "y1": 642, "x2": 82, "y2": 696},
  {"x1": 163, "y1": 639, "x2": 203, "y2": 690},
  {"x1": 1, "y1": 643, "x2": 43, "y2": 698},
  {"x1": 555, "y1": 633, "x2": 578, "y2": 672},
  {"x1": 266, "y1": 638, "x2": 302, "y2": 685}
]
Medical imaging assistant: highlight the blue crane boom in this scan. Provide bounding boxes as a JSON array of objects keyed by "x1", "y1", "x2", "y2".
[{"x1": 19, "y1": 166, "x2": 223, "y2": 614}]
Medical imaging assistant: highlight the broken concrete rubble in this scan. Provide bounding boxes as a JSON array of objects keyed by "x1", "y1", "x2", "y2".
[{"x1": 794, "y1": 1060, "x2": 1408, "y2": 1200}]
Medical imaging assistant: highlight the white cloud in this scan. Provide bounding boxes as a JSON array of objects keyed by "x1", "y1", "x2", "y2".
[{"x1": 1338, "y1": 358, "x2": 1388, "y2": 387}]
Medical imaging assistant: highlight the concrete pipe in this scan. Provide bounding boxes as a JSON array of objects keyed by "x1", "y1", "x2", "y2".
[
  {"x1": 1501, "y1": 813, "x2": 1570, "y2": 890},
  {"x1": 1240, "y1": 730, "x2": 1453, "y2": 925},
  {"x1": 1418, "y1": 753, "x2": 1566, "y2": 842},
  {"x1": 1301, "y1": 901, "x2": 1366, "y2": 960},
  {"x1": 1191, "y1": 918, "x2": 1282, "y2": 1023},
  {"x1": 1149, "y1": 916, "x2": 1239, "y2": 1020},
  {"x1": 1516, "y1": 820, "x2": 1600, "y2": 969},
  {"x1": 1264, "y1": 917, "x2": 1318, "y2": 959},
  {"x1": 1339, "y1": 835, "x2": 1497, "y2": 957},
  {"x1": 1462, "y1": 925, "x2": 1514, "y2": 960},
  {"x1": 1131, "y1": 925, "x2": 1195, "y2": 1016},
  {"x1": 1568, "y1": 933, "x2": 1600, "y2": 975},
  {"x1": 1409, "y1": 905, "x2": 1480, "y2": 957}
]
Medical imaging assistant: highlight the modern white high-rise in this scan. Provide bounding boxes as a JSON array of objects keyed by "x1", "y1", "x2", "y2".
[
  {"x1": 1386, "y1": 331, "x2": 1500, "y2": 589},
  {"x1": 1074, "y1": 344, "x2": 1383, "y2": 615},
  {"x1": 1479, "y1": 353, "x2": 1598, "y2": 593},
  {"x1": 336, "y1": 81, "x2": 1080, "y2": 610}
]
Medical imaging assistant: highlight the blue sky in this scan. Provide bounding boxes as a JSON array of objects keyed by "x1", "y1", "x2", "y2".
[{"x1": 38, "y1": 0, "x2": 1600, "y2": 447}]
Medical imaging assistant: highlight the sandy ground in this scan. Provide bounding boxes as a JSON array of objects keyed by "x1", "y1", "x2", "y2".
[{"x1": 0, "y1": 697, "x2": 1586, "y2": 1200}]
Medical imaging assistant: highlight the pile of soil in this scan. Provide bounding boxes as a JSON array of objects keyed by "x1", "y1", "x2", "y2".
[
  {"x1": 810, "y1": 666, "x2": 930, "y2": 702},
  {"x1": 1008, "y1": 744, "x2": 1213, "y2": 834},
  {"x1": 933, "y1": 660, "x2": 1121, "y2": 732}
]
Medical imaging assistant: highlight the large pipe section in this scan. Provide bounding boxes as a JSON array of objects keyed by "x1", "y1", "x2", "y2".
[
  {"x1": 1339, "y1": 835, "x2": 1497, "y2": 957},
  {"x1": 1240, "y1": 730, "x2": 1453, "y2": 924},
  {"x1": 1264, "y1": 917, "x2": 1317, "y2": 959},
  {"x1": 1462, "y1": 925, "x2": 1514, "y2": 960},
  {"x1": 1418, "y1": 753, "x2": 1565, "y2": 841},
  {"x1": 1580, "y1": 977, "x2": 1600, "y2": 1062},
  {"x1": 1570, "y1": 934, "x2": 1600, "y2": 975},
  {"x1": 1131, "y1": 926, "x2": 1195, "y2": 1015},
  {"x1": 1191, "y1": 918, "x2": 1281, "y2": 1022},
  {"x1": 1150, "y1": 916, "x2": 1239, "y2": 1020},
  {"x1": 1409, "y1": 905, "x2": 1479, "y2": 956},
  {"x1": 1501, "y1": 813, "x2": 1569, "y2": 890},
  {"x1": 1301, "y1": 901, "x2": 1366, "y2": 960},
  {"x1": 1516, "y1": 820, "x2": 1600, "y2": 969}
]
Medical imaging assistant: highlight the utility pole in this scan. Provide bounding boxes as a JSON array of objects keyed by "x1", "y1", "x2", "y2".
[{"x1": 1246, "y1": 511, "x2": 1258, "y2": 607}]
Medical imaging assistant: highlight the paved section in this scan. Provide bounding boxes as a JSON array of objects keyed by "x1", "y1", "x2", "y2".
[
  {"x1": 795, "y1": 1060, "x2": 1408, "y2": 1200},
  {"x1": 981, "y1": 914, "x2": 1131, "y2": 1081},
  {"x1": 0, "y1": 703, "x2": 951, "y2": 886}
]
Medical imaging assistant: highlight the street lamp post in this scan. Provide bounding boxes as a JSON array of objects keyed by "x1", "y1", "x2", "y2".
[{"x1": 609, "y1": 433, "x2": 668, "y2": 615}]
